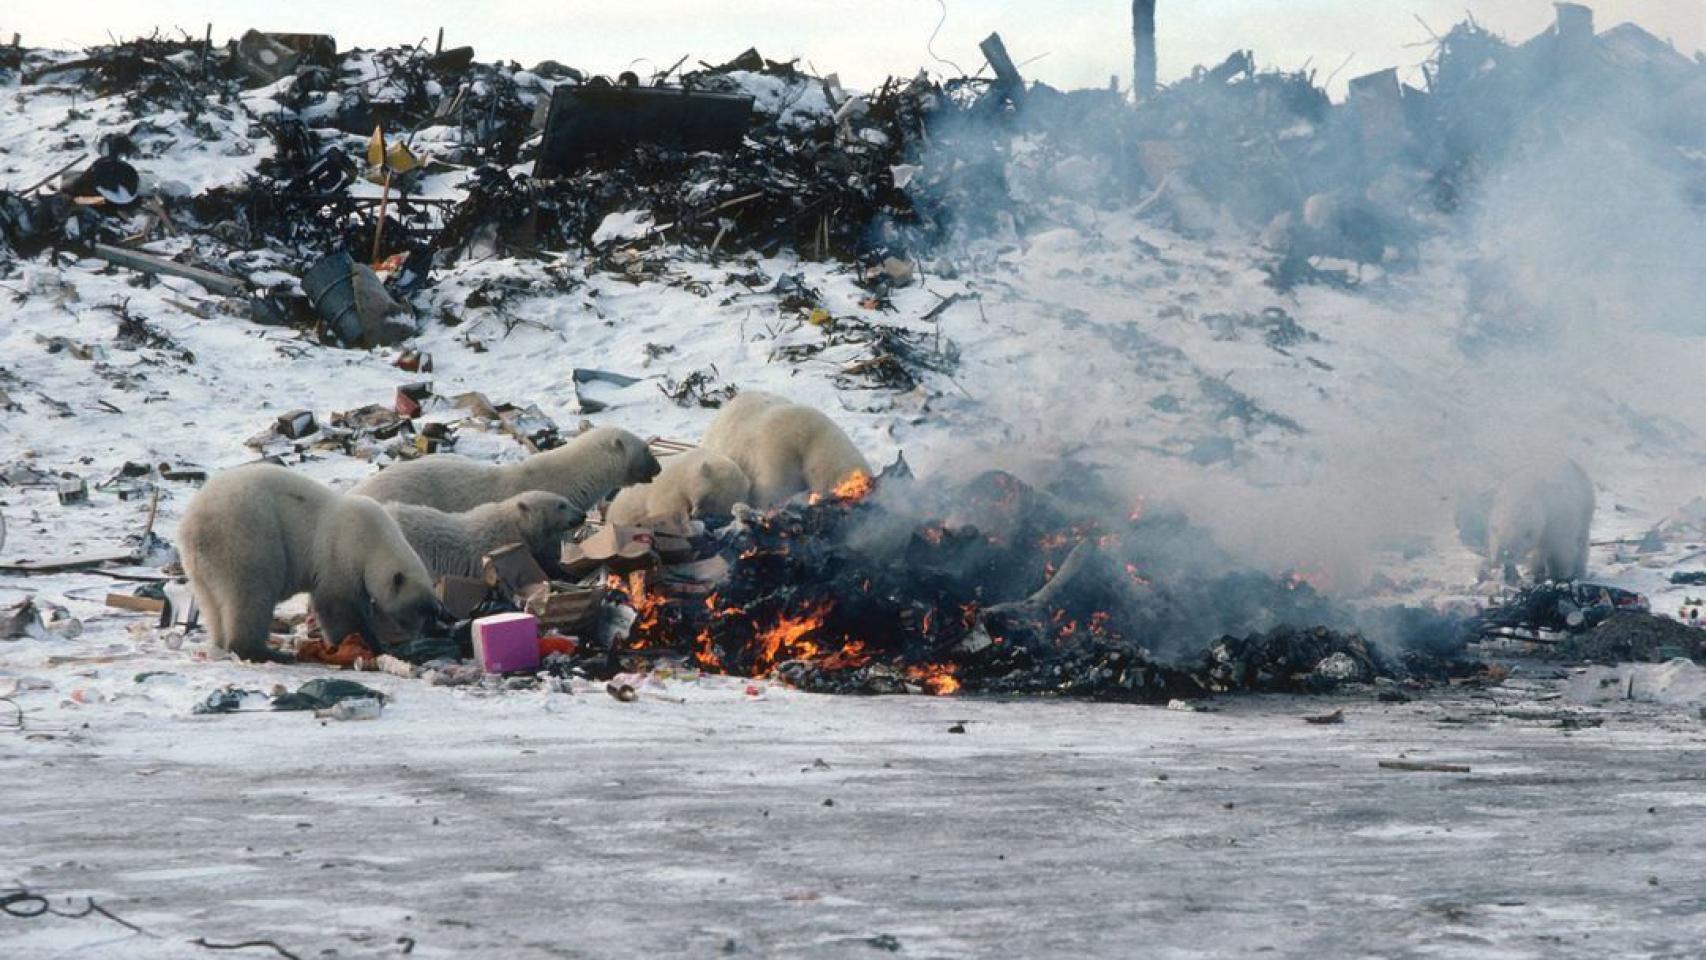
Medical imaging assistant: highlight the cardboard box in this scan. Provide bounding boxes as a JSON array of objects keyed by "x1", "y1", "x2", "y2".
[
  {"x1": 435, "y1": 575, "x2": 489, "y2": 621},
  {"x1": 472, "y1": 612, "x2": 540, "y2": 674},
  {"x1": 524, "y1": 583, "x2": 606, "y2": 634},
  {"x1": 561, "y1": 524, "x2": 657, "y2": 577},
  {"x1": 482, "y1": 543, "x2": 549, "y2": 599}
]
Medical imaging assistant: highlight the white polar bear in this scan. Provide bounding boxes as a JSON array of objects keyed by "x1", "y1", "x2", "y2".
[
  {"x1": 350, "y1": 426, "x2": 660, "y2": 514},
  {"x1": 1485, "y1": 458, "x2": 1595, "y2": 583},
  {"x1": 178, "y1": 464, "x2": 441, "y2": 661},
  {"x1": 701, "y1": 391, "x2": 871, "y2": 507},
  {"x1": 385, "y1": 491, "x2": 584, "y2": 578},
  {"x1": 605, "y1": 449, "x2": 752, "y2": 526}
]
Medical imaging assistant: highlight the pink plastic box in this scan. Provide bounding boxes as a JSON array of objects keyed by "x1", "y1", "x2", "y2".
[{"x1": 472, "y1": 612, "x2": 540, "y2": 674}]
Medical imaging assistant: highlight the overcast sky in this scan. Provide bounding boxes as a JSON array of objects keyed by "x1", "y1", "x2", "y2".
[{"x1": 7, "y1": 1, "x2": 1703, "y2": 96}]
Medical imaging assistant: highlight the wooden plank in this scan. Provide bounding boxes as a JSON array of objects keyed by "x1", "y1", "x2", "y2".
[
  {"x1": 105, "y1": 593, "x2": 165, "y2": 614},
  {"x1": 1379, "y1": 760, "x2": 1471, "y2": 773},
  {"x1": 0, "y1": 550, "x2": 138, "y2": 574},
  {"x1": 91, "y1": 243, "x2": 248, "y2": 297}
]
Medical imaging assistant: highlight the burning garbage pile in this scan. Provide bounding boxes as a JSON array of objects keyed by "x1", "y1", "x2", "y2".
[{"x1": 606, "y1": 466, "x2": 1458, "y2": 701}]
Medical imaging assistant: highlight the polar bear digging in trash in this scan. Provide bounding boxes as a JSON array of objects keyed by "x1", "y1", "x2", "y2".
[
  {"x1": 701, "y1": 391, "x2": 871, "y2": 508},
  {"x1": 605, "y1": 448, "x2": 752, "y2": 525},
  {"x1": 350, "y1": 426, "x2": 660, "y2": 514},
  {"x1": 178, "y1": 464, "x2": 441, "y2": 661},
  {"x1": 384, "y1": 491, "x2": 584, "y2": 578},
  {"x1": 1485, "y1": 458, "x2": 1595, "y2": 583}
]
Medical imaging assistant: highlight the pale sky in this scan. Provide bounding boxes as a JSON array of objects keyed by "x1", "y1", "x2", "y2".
[{"x1": 6, "y1": 1, "x2": 1703, "y2": 97}]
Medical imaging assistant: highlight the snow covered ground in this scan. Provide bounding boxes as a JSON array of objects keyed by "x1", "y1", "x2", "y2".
[
  {"x1": 6, "y1": 668, "x2": 1706, "y2": 959},
  {"x1": 6, "y1": 39, "x2": 1706, "y2": 960}
]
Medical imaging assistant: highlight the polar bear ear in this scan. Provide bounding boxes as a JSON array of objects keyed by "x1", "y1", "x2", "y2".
[
  {"x1": 516, "y1": 499, "x2": 531, "y2": 514},
  {"x1": 699, "y1": 461, "x2": 715, "y2": 478}
]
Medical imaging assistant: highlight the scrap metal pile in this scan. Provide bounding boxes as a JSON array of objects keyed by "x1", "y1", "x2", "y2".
[{"x1": 3, "y1": 10, "x2": 1700, "y2": 320}]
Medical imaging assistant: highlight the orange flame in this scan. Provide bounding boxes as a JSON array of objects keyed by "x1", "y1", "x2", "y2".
[
  {"x1": 609, "y1": 571, "x2": 670, "y2": 647},
  {"x1": 832, "y1": 471, "x2": 874, "y2": 501},
  {"x1": 904, "y1": 662, "x2": 961, "y2": 695},
  {"x1": 751, "y1": 602, "x2": 833, "y2": 674}
]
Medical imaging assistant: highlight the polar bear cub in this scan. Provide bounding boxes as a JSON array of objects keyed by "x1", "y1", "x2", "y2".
[
  {"x1": 605, "y1": 449, "x2": 752, "y2": 526},
  {"x1": 178, "y1": 464, "x2": 441, "y2": 661},
  {"x1": 701, "y1": 391, "x2": 870, "y2": 508},
  {"x1": 350, "y1": 426, "x2": 660, "y2": 514},
  {"x1": 384, "y1": 491, "x2": 584, "y2": 578}
]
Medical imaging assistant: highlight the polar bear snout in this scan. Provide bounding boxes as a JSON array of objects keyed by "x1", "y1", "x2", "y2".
[{"x1": 634, "y1": 450, "x2": 663, "y2": 482}]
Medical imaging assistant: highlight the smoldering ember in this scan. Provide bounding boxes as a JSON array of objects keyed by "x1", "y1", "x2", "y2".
[{"x1": 3, "y1": 2, "x2": 1706, "y2": 956}]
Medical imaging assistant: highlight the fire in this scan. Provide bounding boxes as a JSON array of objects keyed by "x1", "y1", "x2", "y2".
[
  {"x1": 751, "y1": 602, "x2": 833, "y2": 674},
  {"x1": 1037, "y1": 531, "x2": 1074, "y2": 551},
  {"x1": 810, "y1": 471, "x2": 875, "y2": 506},
  {"x1": 818, "y1": 640, "x2": 872, "y2": 671},
  {"x1": 611, "y1": 571, "x2": 669, "y2": 646},
  {"x1": 832, "y1": 471, "x2": 874, "y2": 501},
  {"x1": 904, "y1": 662, "x2": 960, "y2": 696},
  {"x1": 1128, "y1": 498, "x2": 1146, "y2": 522}
]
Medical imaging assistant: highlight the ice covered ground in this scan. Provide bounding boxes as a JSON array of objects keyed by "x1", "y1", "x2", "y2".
[
  {"x1": 7, "y1": 48, "x2": 1706, "y2": 960},
  {"x1": 6, "y1": 666, "x2": 1706, "y2": 959}
]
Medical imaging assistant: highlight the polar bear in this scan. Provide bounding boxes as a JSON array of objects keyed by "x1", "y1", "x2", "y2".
[
  {"x1": 350, "y1": 426, "x2": 660, "y2": 514},
  {"x1": 178, "y1": 464, "x2": 441, "y2": 661},
  {"x1": 701, "y1": 391, "x2": 871, "y2": 507},
  {"x1": 385, "y1": 491, "x2": 583, "y2": 578},
  {"x1": 1485, "y1": 458, "x2": 1595, "y2": 583},
  {"x1": 605, "y1": 449, "x2": 751, "y2": 526}
]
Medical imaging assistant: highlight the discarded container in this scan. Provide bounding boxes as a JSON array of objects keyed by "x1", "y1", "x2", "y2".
[
  {"x1": 436, "y1": 574, "x2": 489, "y2": 621},
  {"x1": 394, "y1": 381, "x2": 433, "y2": 418},
  {"x1": 56, "y1": 476, "x2": 88, "y2": 505},
  {"x1": 482, "y1": 543, "x2": 549, "y2": 599},
  {"x1": 533, "y1": 85, "x2": 754, "y2": 178},
  {"x1": 303, "y1": 251, "x2": 413, "y2": 348},
  {"x1": 315, "y1": 696, "x2": 384, "y2": 721},
  {"x1": 276, "y1": 409, "x2": 318, "y2": 439},
  {"x1": 234, "y1": 30, "x2": 304, "y2": 87},
  {"x1": 472, "y1": 611, "x2": 540, "y2": 674}
]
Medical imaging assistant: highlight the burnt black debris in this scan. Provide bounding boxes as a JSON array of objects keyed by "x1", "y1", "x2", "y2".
[
  {"x1": 599, "y1": 468, "x2": 1466, "y2": 701},
  {"x1": 1473, "y1": 581, "x2": 1649, "y2": 639}
]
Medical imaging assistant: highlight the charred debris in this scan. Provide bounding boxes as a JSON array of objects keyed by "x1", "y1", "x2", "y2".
[{"x1": 4, "y1": 6, "x2": 1701, "y2": 331}]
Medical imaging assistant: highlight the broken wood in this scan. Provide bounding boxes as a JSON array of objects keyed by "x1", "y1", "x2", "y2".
[
  {"x1": 105, "y1": 593, "x2": 165, "y2": 615},
  {"x1": 1379, "y1": 760, "x2": 1471, "y2": 773},
  {"x1": 91, "y1": 243, "x2": 248, "y2": 298},
  {"x1": 0, "y1": 551, "x2": 138, "y2": 575},
  {"x1": 17, "y1": 153, "x2": 87, "y2": 195},
  {"x1": 979, "y1": 33, "x2": 1026, "y2": 107},
  {"x1": 982, "y1": 540, "x2": 1096, "y2": 620}
]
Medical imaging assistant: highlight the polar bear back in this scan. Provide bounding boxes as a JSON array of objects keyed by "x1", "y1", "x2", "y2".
[
  {"x1": 701, "y1": 392, "x2": 869, "y2": 508},
  {"x1": 385, "y1": 491, "x2": 582, "y2": 578},
  {"x1": 349, "y1": 454, "x2": 507, "y2": 513},
  {"x1": 606, "y1": 448, "x2": 751, "y2": 525},
  {"x1": 179, "y1": 464, "x2": 437, "y2": 659},
  {"x1": 350, "y1": 426, "x2": 659, "y2": 514},
  {"x1": 180, "y1": 463, "x2": 332, "y2": 599}
]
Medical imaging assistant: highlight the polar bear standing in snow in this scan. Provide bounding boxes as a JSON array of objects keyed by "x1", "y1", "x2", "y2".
[
  {"x1": 605, "y1": 449, "x2": 752, "y2": 525},
  {"x1": 351, "y1": 426, "x2": 660, "y2": 515},
  {"x1": 701, "y1": 391, "x2": 871, "y2": 508},
  {"x1": 178, "y1": 464, "x2": 441, "y2": 661},
  {"x1": 384, "y1": 491, "x2": 583, "y2": 578},
  {"x1": 1485, "y1": 458, "x2": 1595, "y2": 583}
]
